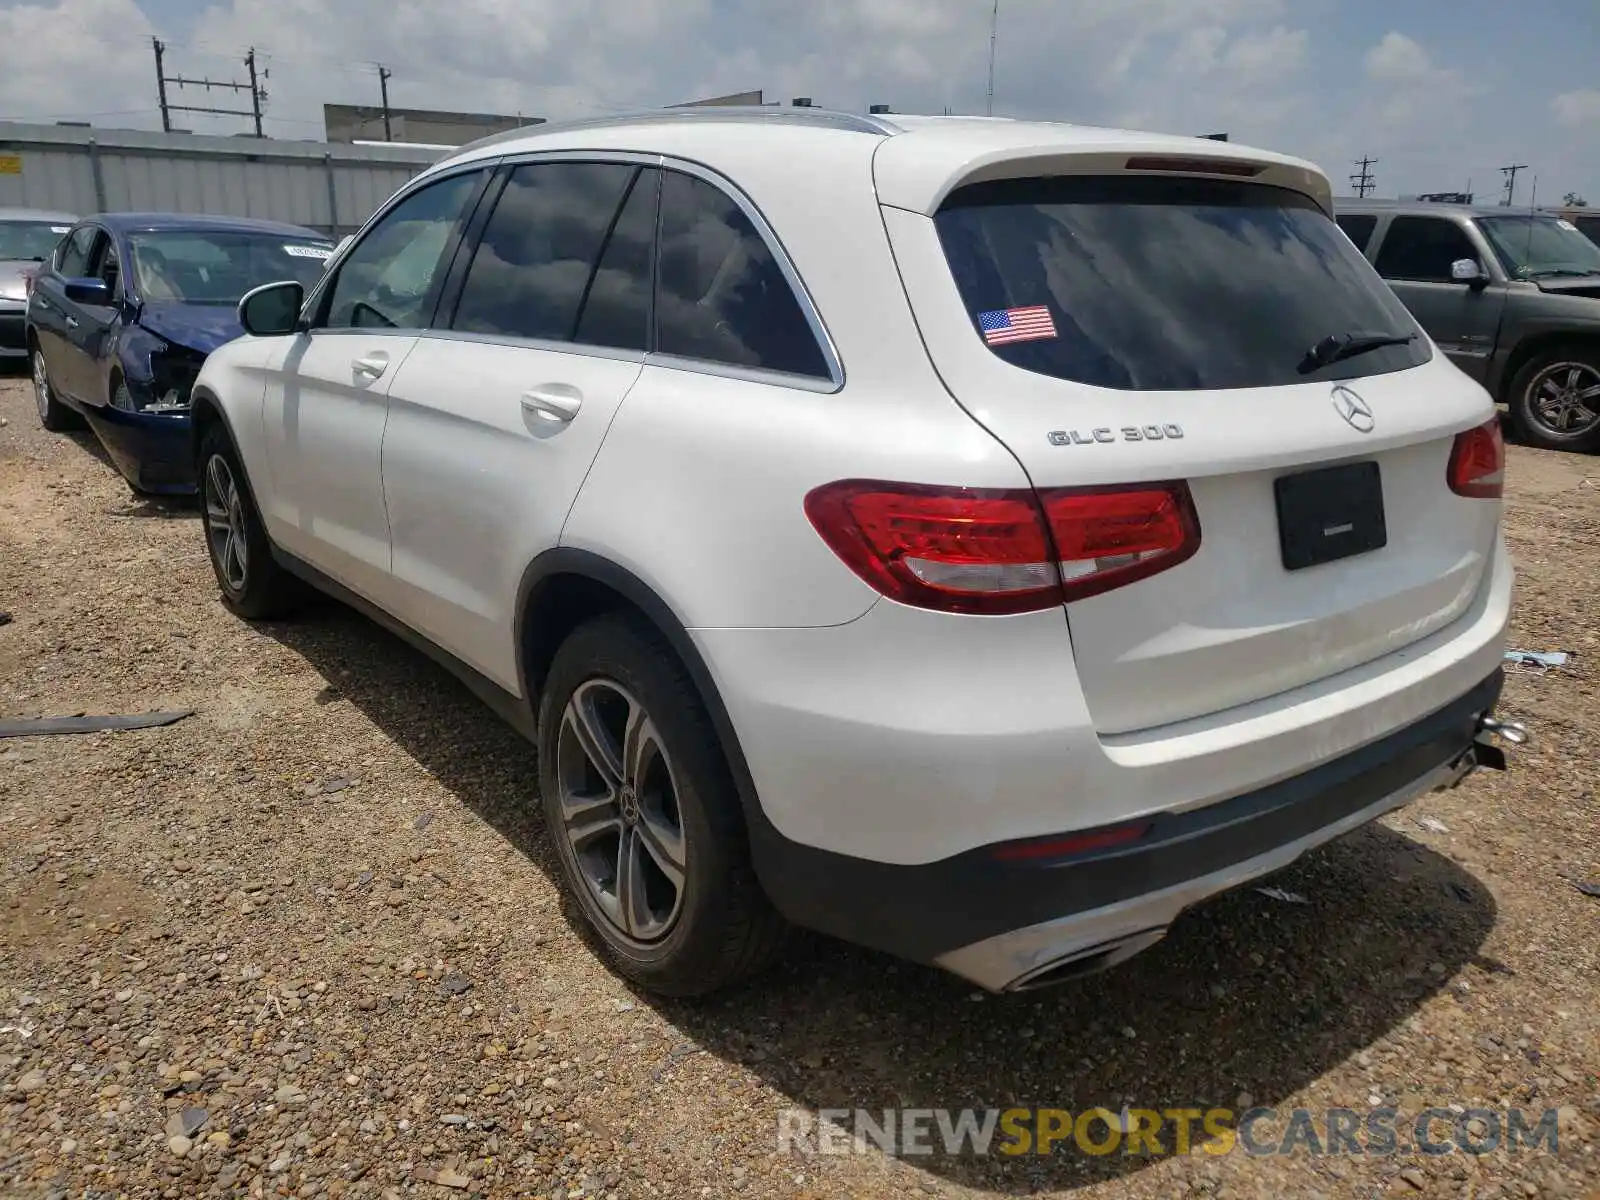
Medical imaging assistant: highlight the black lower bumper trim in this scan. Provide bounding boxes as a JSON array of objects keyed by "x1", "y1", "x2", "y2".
[{"x1": 747, "y1": 669, "x2": 1504, "y2": 964}]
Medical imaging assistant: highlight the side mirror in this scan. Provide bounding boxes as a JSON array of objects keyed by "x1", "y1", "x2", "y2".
[
  {"x1": 1451, "y1": 258, "x2": 1489, "y2": 288},
  {"x1": 238, "y1": 280, "x2": 305, "y2": 337},
  {"x1": 63, "y1": 277, "x2": 111, "y2": 306}
]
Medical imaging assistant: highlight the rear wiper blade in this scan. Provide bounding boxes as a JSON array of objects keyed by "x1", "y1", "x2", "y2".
[{"x1": 1298, "y1": 331, "x2": 1416, "y2": 375}]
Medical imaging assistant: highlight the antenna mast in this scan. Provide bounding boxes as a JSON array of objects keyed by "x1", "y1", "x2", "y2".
[{"x1": 986, "y1": 0, "x2": 999, "y2": 116}]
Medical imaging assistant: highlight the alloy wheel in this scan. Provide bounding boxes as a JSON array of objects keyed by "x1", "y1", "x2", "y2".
[
  {"x1": 1528, "y1": 361, "x2": 1600, "y2": 438},
  {"x1": 203, "y1": 453, "x2": 249, "y2": 592},
  {"x1": 31, "y1": 351, "x2": 50, "y2": 424},
  {"x1": 555, "y1": 679, "x2": 688, "y2": 944}
]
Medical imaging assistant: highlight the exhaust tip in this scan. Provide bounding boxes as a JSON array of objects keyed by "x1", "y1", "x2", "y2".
[{"x1": 1005, "y1": 928, "x2": 1167, "y2": 992}]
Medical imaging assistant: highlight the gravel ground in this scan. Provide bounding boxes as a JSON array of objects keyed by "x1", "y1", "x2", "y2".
[{"x1": 0, "y1": 370, "x2": 1596, "y2": 1200}]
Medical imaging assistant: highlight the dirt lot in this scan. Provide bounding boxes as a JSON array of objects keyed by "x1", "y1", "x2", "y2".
[{"x1": 0, "y1": 371, "x2": 1595, "y2": 1200}]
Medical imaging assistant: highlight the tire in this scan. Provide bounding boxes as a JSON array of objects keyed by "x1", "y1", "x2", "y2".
[
  {"x1": 197, "y1": 422, "x2": 304, "y2": 619},
  {"x1": 537, "y1": 614, "x2": 785, "y2": 996},
  {"x1": 1507, "y1": 344, "x2": 1600, "y2": 452},
  {"x1": 31, "y1": 346, "x2": 79, "y2": 432}
]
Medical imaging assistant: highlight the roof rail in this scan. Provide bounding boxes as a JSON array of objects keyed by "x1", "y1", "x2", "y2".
[{"x1": 446, "y1": 105, "x2": 901, "y2": 157}]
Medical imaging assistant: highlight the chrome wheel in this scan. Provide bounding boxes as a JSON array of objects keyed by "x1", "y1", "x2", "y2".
[
  {"x1": 555, "y1": 679, "x2": 687, "y2": 944},
  {"x1": 31, "y1": 351, "x2": 50, "y2": 423},
  {"x1": 203, "y1": 453, "x2": 249, "y2": 592},
  {"x1": 1527, "y1": 361, "x2": 1600, "y2": 438}
]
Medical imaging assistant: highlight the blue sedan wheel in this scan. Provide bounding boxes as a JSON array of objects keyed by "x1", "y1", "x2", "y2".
[{"x1": 32, "y1": 349, "x2": 77, "y2": 432}]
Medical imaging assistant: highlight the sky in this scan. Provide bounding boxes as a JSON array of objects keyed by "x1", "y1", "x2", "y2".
[{"x1": 2, "y1": 0, "x2": 1596, "y2": 205}]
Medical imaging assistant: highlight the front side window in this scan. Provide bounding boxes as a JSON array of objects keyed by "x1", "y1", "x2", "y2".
[
  {"x1": 936, "y1": 176, "x2": 1428, "y2": 391},
  {"x1": 1475, "y1": 214, "x2": 1600, "y2": 280},
  {"x1": 452, "y1": 161, "x2": 636, "y2": 342},
  {"x1": 55, "y1": 226, "x2": 97, "y2": 276},
  {"x1": 1373, "y1": 216, "x2": 1481, "y2": 282},
  {"x1": 0, "y1": 219, "x2": 73, "y2": 262},
  {"x1": 324, "y1": 171, "x2": 481, "y2": 330},
  {"x1": 655, "y1": 170, "x2": 830, "y2": 379},
  {"x1": 127, "y1": 231, "x2": 330, "y2": 304}
]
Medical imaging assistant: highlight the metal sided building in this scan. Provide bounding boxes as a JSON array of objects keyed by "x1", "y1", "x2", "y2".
[{"x1": 0, "y1": 122, "x2": 441, "y2": 236}]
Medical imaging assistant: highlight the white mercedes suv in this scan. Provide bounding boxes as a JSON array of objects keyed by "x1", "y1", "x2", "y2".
[{"x1": 191, "y1": 107, "x2": 1519, "y2": 997}]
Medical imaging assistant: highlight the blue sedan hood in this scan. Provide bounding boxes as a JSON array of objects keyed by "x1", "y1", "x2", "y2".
[{"x1": 136, "y1": 303, "x2": 244, "y2": 355}]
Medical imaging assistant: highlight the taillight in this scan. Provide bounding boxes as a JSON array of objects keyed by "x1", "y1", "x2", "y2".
[
  {"x1": 1043, "y1": 482, "x2": 1201, "y2": 602},
  {"x1": 1447, "y1": 418, "x2": 1504, "y2": 499},
  {"x1": 804, "y1": 479, "x2": 1200, "y2": 614}
]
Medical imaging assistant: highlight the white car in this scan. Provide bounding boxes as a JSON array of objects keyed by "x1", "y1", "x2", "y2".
[{"x1": 191, "y1": 107, "x2": 1521, "y2": 996}]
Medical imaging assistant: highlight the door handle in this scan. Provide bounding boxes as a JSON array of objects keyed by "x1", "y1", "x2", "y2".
[
  {"x1": 521, "y1": 384, "x2": 583, "y2": 424},
  {"x1": 65, "y1": 316, "x2": 79, "y2": 329},
  {"x1": 352, "y1": 351, "x2": 389, "y2": 381}
]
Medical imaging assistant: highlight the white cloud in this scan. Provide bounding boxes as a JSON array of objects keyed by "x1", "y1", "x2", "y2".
[
  {"x1": 0, "y1": 0, "x2": 1593, "y2": 206},
  {"x1": 1553, "y1": 89, "x2": 1600, "y2": 129}
]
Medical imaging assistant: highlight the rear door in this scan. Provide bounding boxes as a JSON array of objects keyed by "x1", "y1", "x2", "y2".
[
  {"x1": 31, "y1": 225, "x2": 97, "y2": 401},
  {"x1": 1371, "y1": 215, "x2": 1507, "y2": 381},
  {"x1": 883, "y1": 171, "x2": 1499, "y2": 735},
  {"x1": 378, "y1": 159, "x2": 657, "y2": 688}
]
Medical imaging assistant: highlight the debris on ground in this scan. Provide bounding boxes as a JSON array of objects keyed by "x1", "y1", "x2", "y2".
[
  {"x1": 1255, "y1": 886, "x2": 1309, "y2": 904},
  {"x1": 1575, "y1": 881, "x2": 1600, "y2": 899},
  {"x1": 1504, "y1": 648, "x2": 1573, "y2": 670},
  {"x1": 1416, "y1": 816, "x2": 1451, "y2": 834},
  {"x1": 0, "y1": 709, "x2": 193, "y2": 738}
]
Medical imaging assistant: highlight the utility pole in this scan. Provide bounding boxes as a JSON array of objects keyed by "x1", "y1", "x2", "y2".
[
  {"x1": 245, "y1": 49, "x2": 265, "y2": 138},
  {"x1": 378, "y1": 66, "x2": 394, "y2": 141},
  {"x1": 152, "y1": 38, "x2": 172, "y2": 132},
  {"x1": 152, "y1": 41, "x2": 266, "y2": 134},
  {"x1": 1350, "y1": 156, "x2": 1377, "y2": 198},
  {"x1": 985, "y1": 0, "x2": 999, "y2": 116},
  {"x1": 1500, "y1": 163, "x2": 1529, "y2": 206}
]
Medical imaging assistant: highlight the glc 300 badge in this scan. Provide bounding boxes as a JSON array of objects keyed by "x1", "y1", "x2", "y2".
[{"x1": 1048, "y1": 424, "x2": 1184, "y2": 446}]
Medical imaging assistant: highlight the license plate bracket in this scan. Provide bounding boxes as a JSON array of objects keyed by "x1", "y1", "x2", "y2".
[{"x1": 1274, "y1": 460, "x2": 1387, "y2": 571}]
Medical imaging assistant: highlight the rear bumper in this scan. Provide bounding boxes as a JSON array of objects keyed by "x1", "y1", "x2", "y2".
[
  {"x1": 749, "y1": 668, "x2": 1503, "y2": 989},
  {"x1": 84, "y1": 406, "x2": 195, "y2": 494}
]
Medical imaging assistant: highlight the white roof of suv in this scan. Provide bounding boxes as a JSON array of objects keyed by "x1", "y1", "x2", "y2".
[{"x1": 429, "y1": 107, "x2": 1334, "y2": 215}]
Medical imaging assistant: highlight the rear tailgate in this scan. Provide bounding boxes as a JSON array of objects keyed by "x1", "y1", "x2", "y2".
[{"x1": 879, "y1": 160, "x2": 1501, "y2": 735}]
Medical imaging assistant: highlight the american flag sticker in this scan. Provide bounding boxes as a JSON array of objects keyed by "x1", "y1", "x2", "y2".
[{"x1": 978, "y1": 305, "x2": 1057, "y2": 346}]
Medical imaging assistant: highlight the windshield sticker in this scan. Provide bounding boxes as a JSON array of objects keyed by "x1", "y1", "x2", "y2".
[
  {"x1": 979, "y1": 305, "x2": 1057, "y2": 346},
  {"x1": 1557, "y1": 219, "x2": 1579, "y2": 232},
  {"x1": 284, "y1": 244, "x2": 333, "y2": 259}
]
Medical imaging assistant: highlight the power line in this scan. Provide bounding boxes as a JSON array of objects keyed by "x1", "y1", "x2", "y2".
[
  {"x1": 985, "y1": 0, "x2": 999, "y2": 117},
  {"x1": 378, "y1": 65, "x2": 394, "y2": 141},
  {"x1": 1350, "y1": 156, "x2": 1378, "y2": 198},
  {"x1": 151, "y1": 36, "x2": 268, "y2": 135},
  {"x1": 1500, "y1": 164, "x2": 1530, "y2": 207}
]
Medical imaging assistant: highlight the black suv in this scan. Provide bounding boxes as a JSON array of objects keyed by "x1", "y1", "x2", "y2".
[{"x1": 1337, "y1": 199, "x2": 1600, "y2": 451}]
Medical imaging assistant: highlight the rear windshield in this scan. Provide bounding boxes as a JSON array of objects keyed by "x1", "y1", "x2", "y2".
[{"x1": 935, "y1": 176, "x2": 1430, "y2": 391}]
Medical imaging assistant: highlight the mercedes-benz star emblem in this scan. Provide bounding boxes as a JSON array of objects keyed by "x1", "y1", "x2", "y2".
[{"x1": 1331, "y1": 385, "x2": 1376, "y2": 434}]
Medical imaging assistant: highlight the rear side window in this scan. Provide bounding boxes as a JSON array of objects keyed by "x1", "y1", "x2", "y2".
[
  {"x1": 1373, "y1": 217, "x2": 1481, "y2": 282},
  {"x1": 656, "y1": 170, "x2": 830, "y2": 379},
  {"x1": 935, "y1": 176, "x2": 1427, "y2": 391},
  {"x1": 452, "y1": 162, "x2": 636, "y2": 342},
  {"x1": 1336, "y1": 213, "x2": 1377, "y2": 252}
]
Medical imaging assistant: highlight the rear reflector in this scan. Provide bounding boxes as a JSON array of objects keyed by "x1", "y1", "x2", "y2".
[
  {"x1": 1124, "y1": 155, "x2": 1265, "y2": 177},
  {"x1": 1447, "y1": 418, "x2": 1504, "y2": 499},
  {"x1": 990, "y1": 820, "x2": 1151, "y2": 862},
  {"x1": 804, "y1": 479, "x2": 1201, "y2": 614}
]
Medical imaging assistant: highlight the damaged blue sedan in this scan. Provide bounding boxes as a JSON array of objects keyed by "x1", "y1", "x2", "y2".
[{"x1": 26, "y1": 214, "x2": 334, "y2": 494}]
